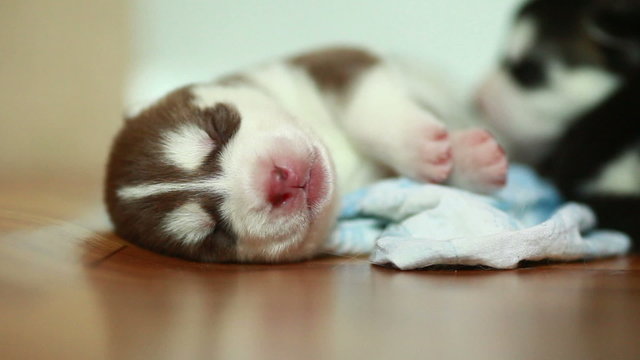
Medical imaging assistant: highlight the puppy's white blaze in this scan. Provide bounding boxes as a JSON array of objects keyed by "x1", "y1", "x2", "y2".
[
  {"x1": 511, "y1": 63, "x2": 618, "y2": 136},
  {"x1": 162, "y1": 124, "x2": 215, "y2": 171},
  {"x1": 507, "y1": 17, "x2": 536, "y2": 61},
  {"x1": 162, "y1": 202, "x2": 214, "y2": 244},
  {"x1": 550, "y1": 64, "x2": 619, "y2": 112},
  {"x1": 117, "y1": 178, "x2": 227, "y2": 200}
]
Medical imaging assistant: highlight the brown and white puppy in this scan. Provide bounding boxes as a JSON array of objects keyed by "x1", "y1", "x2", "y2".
[{"x1": 106, "y1": 47, "x2": 508, "y2": 263}]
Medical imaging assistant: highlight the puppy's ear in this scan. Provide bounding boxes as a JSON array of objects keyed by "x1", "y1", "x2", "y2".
[{"x1": 586, "y1": 0, "x2": 640, "y2": 68}]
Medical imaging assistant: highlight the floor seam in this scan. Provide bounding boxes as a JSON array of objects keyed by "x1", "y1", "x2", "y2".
[{"x1": 88, "y1": 245, "x2": 128, "y2": 268}]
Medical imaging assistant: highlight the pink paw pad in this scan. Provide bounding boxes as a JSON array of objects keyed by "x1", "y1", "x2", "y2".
[
  {"x1": 415, "y1": 124, "x2": 453, "y2": 183},
  {"x1": 450, "y1": 128, "x2": 509, "y2": 193}
]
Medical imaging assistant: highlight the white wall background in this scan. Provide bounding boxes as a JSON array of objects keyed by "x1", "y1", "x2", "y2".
[{"x1": 128, "y1": 0, "x2": 523, "y2": 106}]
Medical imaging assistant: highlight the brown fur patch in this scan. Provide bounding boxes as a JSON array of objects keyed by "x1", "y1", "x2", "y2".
[{"x1": 290, "y1": 46, "x2": 379, "y2": 92}]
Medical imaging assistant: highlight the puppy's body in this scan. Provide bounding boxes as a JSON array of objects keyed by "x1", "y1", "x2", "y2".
[
  {"x1": 476, "y1": 0, "x2": 640, "y2": 247},
  {"x1": 107, "y1": 47, "x2": 507, "y2": 263}
]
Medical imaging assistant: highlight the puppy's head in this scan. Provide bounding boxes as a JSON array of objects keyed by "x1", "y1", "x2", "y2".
[
  {"x1": 105, "y1": 84, "x2": 338, "y2": 263},
  {"x1": 476, "y1": 0, "x2": 640, "y2": 163}
]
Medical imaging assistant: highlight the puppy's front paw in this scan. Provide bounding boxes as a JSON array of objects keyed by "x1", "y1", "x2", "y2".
[
  {"x1": 399, "y1": 123, "x2": 453, "y2": 183},
  {"x1": 449, "y1": 128, "x2": 508, "y2": 193}
]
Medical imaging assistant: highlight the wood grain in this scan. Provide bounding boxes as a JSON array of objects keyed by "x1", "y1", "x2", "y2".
[{"x1": 1, "y1": 177, "x2": 639, "y2": 360}]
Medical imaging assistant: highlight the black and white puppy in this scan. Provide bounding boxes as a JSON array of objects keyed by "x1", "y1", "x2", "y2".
[
  {"x1": 476, "y1": 0, "x2": 640, "y2": 248},
  {"x1": 106, "y1": 47, "x2": 508, "y2": 263}
]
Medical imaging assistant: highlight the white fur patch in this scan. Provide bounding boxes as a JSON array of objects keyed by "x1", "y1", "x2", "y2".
[
  {"x1": 162, "y1": 202, "x2": 215, "y2": 244},
  {"x1": 117, "y1": 178, "x2": 226, "y2": 200},
  {"x1": 162, "y1": 124, "x2": 215, "y2": 171},
  {"x1": 516, "y1": 63, "x2": 619, "y2": 142},
  {"x1": 581, "y1": 148, "x2": 640, "y2": 195},
  {"x1": 506, "y1": 17, "x2": 536, "y2": 62}
]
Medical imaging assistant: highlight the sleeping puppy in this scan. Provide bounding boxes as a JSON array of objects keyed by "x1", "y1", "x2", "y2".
[
  {"x1": 476, "y1": 0, "x2": 640, "y2": 248},
  {"x1": 106, "y1": 47, "x2": 508, "y2": 263}
]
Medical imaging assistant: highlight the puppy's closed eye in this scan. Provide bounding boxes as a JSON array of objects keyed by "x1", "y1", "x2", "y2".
[{"x1": 201, "y1": 103, "x2": 242, "y2": 146}]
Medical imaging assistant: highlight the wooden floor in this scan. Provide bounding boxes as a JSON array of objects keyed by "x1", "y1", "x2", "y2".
[{"x1": 1, "y1": 177, "x2": 639, "y2": 360}]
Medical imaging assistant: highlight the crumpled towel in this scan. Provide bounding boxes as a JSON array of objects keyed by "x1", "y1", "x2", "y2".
[{"x1": 322, "y1": 165, "x2": 631, "y2": 269}]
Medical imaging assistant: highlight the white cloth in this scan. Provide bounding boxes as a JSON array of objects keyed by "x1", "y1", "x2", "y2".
[{"x1": 323, "y1": 165, "x2": 631, "y2": 269}]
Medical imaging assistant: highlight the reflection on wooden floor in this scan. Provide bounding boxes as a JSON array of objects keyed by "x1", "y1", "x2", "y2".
[{"x1": 1, "y1": 177, "x2": 639, "y2": 360}]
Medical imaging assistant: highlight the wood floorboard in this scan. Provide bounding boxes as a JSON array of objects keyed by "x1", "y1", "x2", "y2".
[{"x1": 1, "y1": 179, "x2": 639, "y2": 360}]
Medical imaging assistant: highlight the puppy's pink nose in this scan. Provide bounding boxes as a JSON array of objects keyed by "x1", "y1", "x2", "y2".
[{"x1": 267, "y1": 166, "x2": 303, "y2": 207}]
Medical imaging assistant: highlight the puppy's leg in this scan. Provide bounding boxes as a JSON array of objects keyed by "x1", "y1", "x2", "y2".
[{"x1": 341, "y1": 64, "x2": 453, "y2": 183}]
